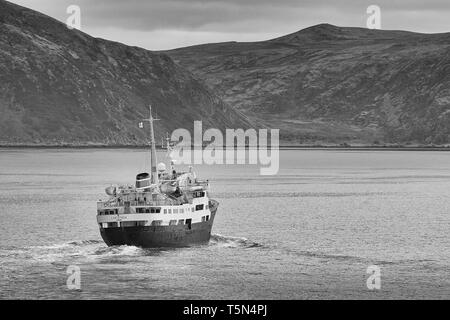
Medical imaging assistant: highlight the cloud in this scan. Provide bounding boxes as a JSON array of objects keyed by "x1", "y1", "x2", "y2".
[{"x1": 8, "y1": 0, "x2": 450, "y2": 50}]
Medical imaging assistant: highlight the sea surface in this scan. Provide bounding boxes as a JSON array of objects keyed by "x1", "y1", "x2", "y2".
[{"x1": 0, "y1": 148, "x2": 449, "y2": 299}]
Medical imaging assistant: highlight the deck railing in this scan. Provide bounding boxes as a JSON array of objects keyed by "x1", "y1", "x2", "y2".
[{"x1": 97, "y1": 198, "x2": 191, "y2": 209}]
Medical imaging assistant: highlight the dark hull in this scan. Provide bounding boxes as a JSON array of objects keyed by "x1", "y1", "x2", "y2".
[{"x1": 100, "y1": 206, "x2": 217, "y2": 248}]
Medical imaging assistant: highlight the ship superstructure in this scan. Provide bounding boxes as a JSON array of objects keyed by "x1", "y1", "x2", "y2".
[{"x1": 96, "y1": 106, "x2": 218, "y2": 247}]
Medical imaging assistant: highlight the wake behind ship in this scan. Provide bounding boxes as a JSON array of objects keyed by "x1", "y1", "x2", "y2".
[{"x1": 96, "y1": 106, "x2": 218, "y2": 248}]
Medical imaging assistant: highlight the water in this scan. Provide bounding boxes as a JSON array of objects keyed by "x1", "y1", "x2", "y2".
[{"x1": 0, "y1": 148, "x2": 449, "y2": 299}]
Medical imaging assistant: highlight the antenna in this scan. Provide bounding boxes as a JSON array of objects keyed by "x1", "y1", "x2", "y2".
[{"x1": 142, "y1": 105, "x2": 160, "y2": 185}]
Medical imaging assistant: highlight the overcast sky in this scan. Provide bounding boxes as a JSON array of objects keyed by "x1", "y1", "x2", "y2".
[{"x1": 8, "y1": 0, "x2": 450, "y2": 50}]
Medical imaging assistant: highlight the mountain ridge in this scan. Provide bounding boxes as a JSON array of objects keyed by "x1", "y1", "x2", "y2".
[
  {"x1": 1, "y1": 0, "x2": 450, "y2": 146},
  {"x1": 165, "y1": 24, "x2": 450, "y2": 145},
  {"x1": 0, "y1": 0, "x2": 252, "y2": 146}
]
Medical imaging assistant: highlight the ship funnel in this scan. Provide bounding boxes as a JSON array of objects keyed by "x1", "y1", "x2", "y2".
[{"x1": 136, "y1": 172, "x2": 151, "y2": 190}]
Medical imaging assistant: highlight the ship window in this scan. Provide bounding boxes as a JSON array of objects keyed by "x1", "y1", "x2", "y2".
[
  {"x1": 168, "y1": 209, "x2": 172, "y2": 214},
  {"x1": 155, "y1": 208, "x2": 161, "y2": 213},
  {"x1": 178, "y1": 219, "x2": 184, "y2": 225},
  {"x1": 145, "y1": 208, "x2": 150, "y2": 213},
  {"x1": 107, "y1": 222, "x2": 117, "y2": 228},
  {"x1": 191, "y1": 207, "x2": 194, "y2": 212},
  {"x1": 193, "y1": 191, "x2": 205, "y2": 198},
  {"x1": 151, "y1": 220, "x2": 162, "y2": 226},
  {"x1": 150, "y1": 208, "x2": 155, "y2": 213},
  {"x1": 180, "y1": 208, "x2": 184, "y2": 213},
  {"x1": 206, "y1": 215, "x2": 209, "y2": 221},
  {"x1": 121, "y1": 221, "x2": 146, "y2": 227},
  {"x1": 164, "y1": 209, "x2": 167, "y2": 214},
  {"x1": 195, "y1": 204, "x2": 204, "y2": 211},
  {"x1": 169, "y1": 220, "x2": 177, "y2": 226},
  {"x1": 174, "y1": 209, "x2": 178, "y2": 214},
  {"x1": 185, "y1": 219, "x2": 192, "y2": 230},
  {"x1": 201, "y1": 216, "x2": 206, "y2": 222}
]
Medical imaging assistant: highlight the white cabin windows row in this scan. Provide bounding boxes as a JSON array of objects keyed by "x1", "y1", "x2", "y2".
[
  {"x1": 98, "y1": 203, "x2": 209, "y2": 217},
  {"x1": 121, "y1": 221, "x2": 146, "y2": 227},
  {"x1": 99, "y1": 215, "x2": 210, "y2": 229},
  {"x1": 98, "y1": 209, "x2": 118, "y2": 215},
  {"x1": 163, "y1": 207, "x2": 195, "y2": 214},
  {"x1": 136, "y1": 207, "x2": 161, "y2": 214}
]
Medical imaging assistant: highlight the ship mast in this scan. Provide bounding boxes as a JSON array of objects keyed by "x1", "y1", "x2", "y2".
[{"x1": 143, "y1": 105, "x2": 159, "y2": 185}]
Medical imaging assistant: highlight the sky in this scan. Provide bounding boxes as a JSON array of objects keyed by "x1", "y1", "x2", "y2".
[{"x1": 8, "y1": 0, "x2": 450, "y2": 50}]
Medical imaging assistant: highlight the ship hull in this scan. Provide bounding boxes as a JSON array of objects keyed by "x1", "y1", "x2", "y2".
[{"x1": 100, "y1": 208, "x2": 217, "y2": 248}]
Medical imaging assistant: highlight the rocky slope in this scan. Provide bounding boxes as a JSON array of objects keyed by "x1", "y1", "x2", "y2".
[
  {"x1": 166, "y1": 24, "x2": 450, "y2": 145},
  {"x1": 0, "y1": 0, "x2": 251, "y2": 146}
]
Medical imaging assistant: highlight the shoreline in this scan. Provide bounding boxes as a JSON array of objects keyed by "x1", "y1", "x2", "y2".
[{"x1": 1, "y1": 145, "x2": 450, "y2": 151}]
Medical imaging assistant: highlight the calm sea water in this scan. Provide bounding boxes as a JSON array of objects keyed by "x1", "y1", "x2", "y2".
[{"x1": 0, "y1": 148, "x2": 449, "y2": 299}]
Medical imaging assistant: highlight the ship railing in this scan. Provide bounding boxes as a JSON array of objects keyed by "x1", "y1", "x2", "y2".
[{"x1": 97, "y1": 198, "x2": 187, "y2": 209}]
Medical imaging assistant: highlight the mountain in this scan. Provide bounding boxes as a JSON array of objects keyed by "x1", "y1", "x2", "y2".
[
  {"x1": 0, "y1": 0, "x2": 252, "y2": 146},
  {"x1": 166, "y1": 23, "x2": 450, "y2": 145}
]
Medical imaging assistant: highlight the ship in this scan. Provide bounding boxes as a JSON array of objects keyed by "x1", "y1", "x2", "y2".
[{"x1": 96, "y1": 106, "x2": 219, "y2": 247}]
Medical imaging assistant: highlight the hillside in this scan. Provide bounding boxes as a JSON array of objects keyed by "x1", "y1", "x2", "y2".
[
  {"x1": 166, "y1": 24, "x2": 450, "y2": 145},
  {"x1": 0, "y1": 0, "x2": 251, "y2": 146}
]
